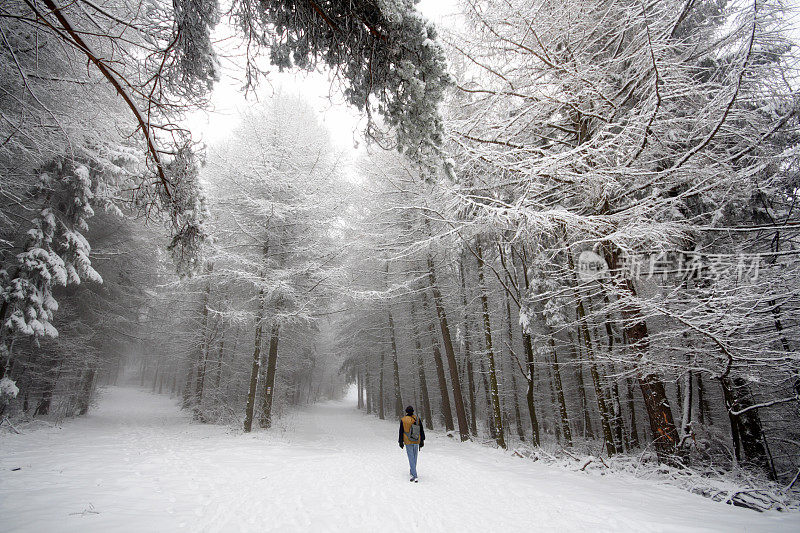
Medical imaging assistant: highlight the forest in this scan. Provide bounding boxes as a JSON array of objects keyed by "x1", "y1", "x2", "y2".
[{"x1": 2, "y1": 0, "x2": 800, "y2": 520}]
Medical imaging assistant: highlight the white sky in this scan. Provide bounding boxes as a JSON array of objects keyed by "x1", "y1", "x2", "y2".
[{"x1": 183, "y1": 0, "x2": 460, "y2": 150}]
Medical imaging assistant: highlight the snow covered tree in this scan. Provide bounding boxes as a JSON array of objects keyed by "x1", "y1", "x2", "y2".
[
  {"x1": 446, "y1": 0, "x2": 800, "y2": 472},
  {"x1": 232, "y1": 0, "x2": 450, "y2": 161},
  {"x1": 0, "y1": 0, "x2": 211, "y2": 402},
  {"x1": 1, "y1": 0, "x2": 450, "y2": 406},
  {"x1": 200, "y1": 95, "x2": 344, "y2": 431}
]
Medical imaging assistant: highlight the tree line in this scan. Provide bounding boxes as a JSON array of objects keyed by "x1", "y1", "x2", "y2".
[
  {"x1": 338, "y1": 0, "x2": 800, "y2": 484},
  {"x1": 1, "y1": 0, "x2": 798, "y2": 487},
  {"x1": 0, "y1": 0, "x2": 447, "y2": 422}
]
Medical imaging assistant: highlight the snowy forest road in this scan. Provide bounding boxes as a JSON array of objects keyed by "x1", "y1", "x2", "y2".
[{"x1": 1, "y1": 387, "x2": 798, "y2": 533}]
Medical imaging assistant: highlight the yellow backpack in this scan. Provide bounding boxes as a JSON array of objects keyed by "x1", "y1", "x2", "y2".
[{"x1": 405, "y1": 416, "x2": 421, "y2": 443}]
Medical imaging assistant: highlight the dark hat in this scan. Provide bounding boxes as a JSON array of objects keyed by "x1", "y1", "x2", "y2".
[{"x1": 405, "y1": 405, "x2": 414, "y2": 415}]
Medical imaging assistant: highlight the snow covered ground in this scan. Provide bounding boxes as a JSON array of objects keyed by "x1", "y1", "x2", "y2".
[{"x1": 1, "y1": 387, "x2": 798, "y2": 532}]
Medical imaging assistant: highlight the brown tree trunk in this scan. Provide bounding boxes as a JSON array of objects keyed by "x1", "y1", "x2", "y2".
[
  {"x1": 378, "y1": 347, "x2": 386, "y2": 420},
  {"x1": 426, "y1": 255, "x2": 469, "y2": 441},
  {"x1": 637, "y1": 370, "x2": 678, "y2": 462},
  {"x1": 522, "y1": 332, "x2": 540, "y2": 445},
  {"x1": 422, "y1": 293, "x2": 454, "y2": 431},
  {"x1": 546, "y1": 363, "x2": 561, "y2": 443},
  {"x1": 357, "y1": 371, "x2": 364, "y2": 410},
  {"x1": 364, "y1": 352, "x2": 373, "y2": 414},
  {"x1": 480, "y1": 358, "x2": 496, "y2": 439},
  {"x1": 410, "y1": 300, "x2": 434, "y2": 429},
  {"x1": 605, "y1": 250, "x2": 678, "y2": 463},
  {"x1": 306, "y1": 356, "x2": 316, "y2": 405},
  {"x1": 475, "y1": 241, "x2": 506, "y2": 448},
  {"x1": 578, "y1": 300, "x2": 616, "y2": 455},
  {"x1": 570, "y1": 331, "x2": 594, "y2": 439},
  {"x1": 504, "y1": 289, "x2": 525, "y2": 441},
  {"x1": 548, "y1": 338, "x2": 572, "y2": 446},
  {"x1": 610, "y1": 377, "x2": 625, "y2": 452},
  {"x1": 34, "y1": 360, "x2": 61, "y2": 417},
  {"x1": 259, "y1": 323, "x2": 280, "y2": 428},
  {"x1": 77, "y1": 369, "x2": 95, "y2": 416},
  {"x1": 458, "y1": 256, "x2": 479, "y2": 437},
  {"x1": 697, "y1": 373, "x2": 710, "y2": 425},
  {"x1": 416, "y1": 351, "x2": 433, "y2": 429},
  {"x1": 387, "y1": 309, "x2": 404, "y2": 418},
  {"x1": 626, "y1": 376, "x2": 640, "y2": 448},
  {"x1": 516, "y1": 248, "x2": 541, "y2": 445},
  {"x1": 598, "y1": 294, "x2": 626, "y2": 450},
  {"x1": 720, "y1": 377, "x2": 776, "y2": 479},
  {"x1": 243, "y1": 287, "x2": 266, "y2": 433}
]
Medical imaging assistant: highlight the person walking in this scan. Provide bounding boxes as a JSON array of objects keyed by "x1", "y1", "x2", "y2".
[{"x1": 398, "y1": 405, "x2": 425, "y2": 482}]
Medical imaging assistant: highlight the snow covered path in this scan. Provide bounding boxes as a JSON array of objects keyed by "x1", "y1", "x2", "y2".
[{"x1": 1, "y1": 388, "x2": 798, "y2": 532}]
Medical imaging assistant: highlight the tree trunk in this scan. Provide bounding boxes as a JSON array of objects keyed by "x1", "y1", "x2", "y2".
[
  {"x1": 516, "y1": 249, "x2": 541, "y2": 446},
  {"x1": 720, "y1": 377, "x2": 776, "y2": 479},
  {"x1": 422, "y1": 293, "x2": 454, "y2": 431},
  {"x1": 33, "y1": 390, "x2": 52, "y2": 417},
  {"x1": 243, "y1": 287, "x2": 266, "y2": 433},
  {"x1": 598, "y1": 294, "x2": 626, "y2": 450},
  {"x1": 357, "y1": 371, "x2": 364, "y2": 410},
  {"x1": 365, "y1": 352, "x2": 373, "y2": 414},
  {"x1": 480, "y1": 358, "x2": 497, "y2": 439},
  {"x1": 259, "y1": 323, "x2": 280, "y2": 429},
  {"x1": 697, "y1": 373, "x2": 710, "y2": 425},
  {"x1": 604, "y1": 250, "x2": 678, "y2": 463},
  {"x1": 522, "y1": 331, "x2": 540, "y2": 445},
  {"x1": 378, "y1": 347, "x2": 386, "y2": 420},
  {"x1": 306, "y1": 356, "x2": 316, "y2": 405},
  {"x1": 193, "y1": 272, "x2": 212, "y2": 422},
  {"x1": 504, "y1": 290, "x2": 525, "y2": 441},
  {"x1": 637, "y1": 370, "x2": 679, "y2": 462},
  {"x1": 571, "y1": 332, "x2": 594, "y2": 439},
  {"x1": 214, "y1": 329, "x2": 225, "y2": 390},
  {"x1": 181, "y1": 359, "x2": 195, "y2": 410},
  {"x1": 34, "y1": 360, "x2": 60, "y2": 417},
  {"x1": 626, "y1": 376, "x2": 640, "y2": 448},
  {"x1": 548, "y1": 338, "x2": 572, "y2": 446},
  {"x1": 0, "y1": 298, "x2": 12, "y2": 381},
  {"x1": 416, "y1": 351, "x2": 434, "y2": 429},
  {"x1": 572, "y1": 251, "x2": 629, "y2": 456},
  {"x1": 77, "y1": 369, "x2": 95, "y2": 416},
  {"x1": 475, "y1": 241, "x2": 506, "y2": 449},
  {"x1": 458, "y1": 256, "x2": 479, "y2": 437},
  {"x1": 387, "y1": 309, "x2": 404, "y2": 418},
  {"x1": 679, "y1": 370, "x2": 693, "y2": 450},
  {"x1": 151, "y1": 359, "x2": 160, "y2": 393},
  {"x1": 610, "y1": 378, "x2": 625, "y2": 452},
  {"x1": 546, "y1": 363, "x2": 561, "y2": 443},
  {"x1": 426, "y1": 256, "x2": 468, "y2": 441},
  {"x1": 410, "y1": 300, "x2": 434, "y2": 429},
  {"x1": 578, "y1": 300, "x2": 616, "y2": 455}
]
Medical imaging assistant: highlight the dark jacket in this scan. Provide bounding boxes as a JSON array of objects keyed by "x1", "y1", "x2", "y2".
[{"x1": 399, "y1": 415, "x2": 425, "y2": 447}]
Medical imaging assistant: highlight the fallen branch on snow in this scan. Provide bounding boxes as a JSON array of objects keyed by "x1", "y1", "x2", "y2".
[{"x1": 0, "y1": 417, "x2": 21, "y2": 434}]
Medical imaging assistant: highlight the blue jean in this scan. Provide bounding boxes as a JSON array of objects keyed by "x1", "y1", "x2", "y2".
[{"x1": 405, "y1": 443, "x2": 419, "y2": 478}]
